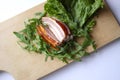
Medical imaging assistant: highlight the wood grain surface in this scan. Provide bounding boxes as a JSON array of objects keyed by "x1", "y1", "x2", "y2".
[{"x1": 0, "y1": 2, "x2": 120, "y2": 80}]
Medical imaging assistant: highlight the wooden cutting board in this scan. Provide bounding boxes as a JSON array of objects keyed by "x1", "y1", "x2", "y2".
[{"x1": 0, "y1": 2, "x2": 120, "y2": 80}]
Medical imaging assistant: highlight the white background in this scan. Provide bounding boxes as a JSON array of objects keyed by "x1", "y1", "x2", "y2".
[{"x1": 0, "y1": 0, "x2": 120, "y2": 80}]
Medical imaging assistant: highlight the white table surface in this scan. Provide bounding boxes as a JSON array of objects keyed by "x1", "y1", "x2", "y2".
[{"x1": 0, "y1": 0, "x2": 120, "y2": 80}]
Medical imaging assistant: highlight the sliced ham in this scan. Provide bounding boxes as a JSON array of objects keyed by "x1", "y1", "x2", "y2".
[{"x1": 37, "y1": 17, "x2": 71, "y2": 48}]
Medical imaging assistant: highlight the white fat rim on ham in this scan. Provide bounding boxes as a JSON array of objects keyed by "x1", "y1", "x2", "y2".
[{"x1": 42, "y1": 17, "x2": 65, "y2": 42}]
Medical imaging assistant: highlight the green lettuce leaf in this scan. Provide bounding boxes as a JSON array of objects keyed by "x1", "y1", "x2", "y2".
[{"x1": 44, "y1": 0, "x2": 103, "y2": 35}]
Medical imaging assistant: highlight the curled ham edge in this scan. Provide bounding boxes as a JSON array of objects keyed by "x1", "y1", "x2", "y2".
[{"x1": 37, "y1": 17, "x2": 71, "y2": 48}]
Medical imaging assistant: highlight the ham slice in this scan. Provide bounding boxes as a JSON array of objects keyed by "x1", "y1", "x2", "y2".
[{"x1": 37, "y1": 17, "x2": 71, "y2": 47}]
